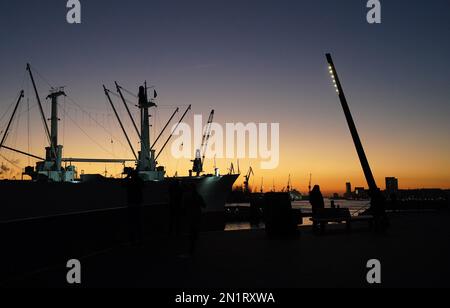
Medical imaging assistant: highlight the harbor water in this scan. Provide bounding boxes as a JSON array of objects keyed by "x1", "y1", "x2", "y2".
[{"x1": 225, "y1": 199, "x2": 371, "y2": 231}]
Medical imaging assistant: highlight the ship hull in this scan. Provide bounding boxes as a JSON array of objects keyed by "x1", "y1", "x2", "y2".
[{"x1": 0, "y1": 174, "x2": 239, "y2": 231}]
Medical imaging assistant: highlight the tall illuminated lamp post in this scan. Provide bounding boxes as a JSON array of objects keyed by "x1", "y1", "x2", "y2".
[{"x1": 326, "y1": 53, "x2": 388, "y2": 230}]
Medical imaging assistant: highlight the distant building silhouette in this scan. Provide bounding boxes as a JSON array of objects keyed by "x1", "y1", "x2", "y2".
[
  {"x1": 385, "y1": 177, "x2": 399, "y2": 196},
  {"x1": 344, "y1": 182, "x2": 352, "y2": 199},
  {"x1": 397, "y1": 189, "x2": 447, "y2": 201},
  {"x1": 354, "y1": 187, "x2": 369, "y2": 200}
]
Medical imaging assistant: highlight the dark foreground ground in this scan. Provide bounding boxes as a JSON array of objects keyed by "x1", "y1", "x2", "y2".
[{"x1": 4, "y1": 211, "x2": 450, "y2": 288}]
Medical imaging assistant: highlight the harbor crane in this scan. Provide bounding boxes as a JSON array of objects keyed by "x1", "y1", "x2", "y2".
[
  {"x1": 228, "y1": 162, "x2": 235, "y2": 175},
  {"x1": 243, "y1": 167, "x2": 254, "y2": 194},
  {"x1": 192, "y1": 110, "x2": 214, "y2": 176}
]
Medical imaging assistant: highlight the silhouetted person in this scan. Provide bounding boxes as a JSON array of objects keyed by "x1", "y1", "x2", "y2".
[
  {"x1": 371, "y1": 189, "x2": 390, "y2": 232},
  {"x1": 169, "y1": 180, "x2": 183, "y2": 237},
  {"x1": 310, "y1": 185, "x2": 325, "y2": 213},
  {"x1": 126, "y1": 170, "x2": 144, "y2": 245},
  {"x1": 184, "y1": 183, "x2": 205, "y2": 255},
  {"x1": 309, "y1": 185, "x2": 325, "y2": 230},
  {"x1": 390, "y1": 192, "x2": 398, "y2": 212},
  {"x1": 331, "y1": 200, "x2": 336, "y2": 209}
]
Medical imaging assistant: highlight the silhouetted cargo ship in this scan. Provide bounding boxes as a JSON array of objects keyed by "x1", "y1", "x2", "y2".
[{"x1": 0, "y1": 64, "x2": 238, "y2": 231}]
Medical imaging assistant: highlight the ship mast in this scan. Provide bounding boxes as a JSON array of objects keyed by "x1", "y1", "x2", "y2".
[
  {"x1": 27, "y1": 64, "x2": 67, "y2": 172},
  {"x1": 108, "y1": 81, "x2": 188, "y2": 180},
  {"x1": 137, "y1": 82, "x2": 156, "y2": 171},
  {"x1": 47, "y1": 88, "x2": 66, "y2": 171}
]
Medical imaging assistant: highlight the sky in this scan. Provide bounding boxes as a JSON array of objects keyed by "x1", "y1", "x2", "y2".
[{"x1": 0, "y1": 0, "x2": 449, "y2": 194}]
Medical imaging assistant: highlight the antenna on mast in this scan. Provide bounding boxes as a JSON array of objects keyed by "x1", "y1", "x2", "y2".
[{"x1": 308, "y1": 173, "x2": 312, "y2": 194}]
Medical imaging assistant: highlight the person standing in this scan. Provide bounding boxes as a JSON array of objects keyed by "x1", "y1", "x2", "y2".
[
  {"x1": 309, "y1": 185, "x2": 325, "y2": 231},
  {"x1": 168, "y1": 180, "x2": 183, "y2": 237},
  {"x1": 184, "y1": 183, "x2": 206, "y2": 255},
  {"x1": 126, "y1": 170, "x2": 144, "y2": 245}
]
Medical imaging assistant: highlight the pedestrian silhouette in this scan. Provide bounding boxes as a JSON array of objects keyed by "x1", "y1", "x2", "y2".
[
  {"x1": 126, "y1": 170, "x2": 144, "y2": 245},
  {"x1": 168, "y1": 180, "x2": 183, "y2": 237},
  {"x1": 310, "y1": 185, "x2": 325, "y2": 213},
  {"x1": 390, "y1": 192, "x2": 398, "y2": 212},
  {"x1": 371, "y1": 188, "x2": 390, "y2": 232},
  {"x1": 309, "y1": 185, "x2": 325, "y2": 230},
  {"x1": 184, "y1": 183, "x2": 205, "y2": 255}
]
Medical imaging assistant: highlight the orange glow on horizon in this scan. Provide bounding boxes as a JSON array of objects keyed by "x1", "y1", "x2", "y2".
[{"x1": 1, "y1": 83, "x2": 449, "y2": 195}]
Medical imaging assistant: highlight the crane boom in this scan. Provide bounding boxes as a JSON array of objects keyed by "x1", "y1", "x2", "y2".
[
  {"x1": 0, "y1": 91, "x2": 45, "y2": 162},
  {"x1": 200, "y1": 110, "x2": 214, "y2": 168},
  {"x1": 103, "y1": 86, "x2": 137, "y2": 160},
  {"x1": 0, "y1": 90, "x2": 24, "y2": 151},
  {"x1": 155, "y1": 105, "x2": 191, "y2": 161},
  {"x1": 1, "y1": 145, "x2": 44, "y2": 161},
  {"x1": 26, "y1": 64, "x2": 56, "y2": 159},
  {"x1": 115, "y1": 82, "x2": 141, "y2": 140},
  {"x1": 151, "y1": 107, "x2": 179, "y2": 151}
]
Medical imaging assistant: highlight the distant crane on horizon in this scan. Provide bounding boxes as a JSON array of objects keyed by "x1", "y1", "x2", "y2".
[
  {"x1": 287, "y1": 174, "x2": 292, "y2": 193},
  {"x1": 308, "y1": 173, "x2": 312, "y2": 194},
  {"x1": 243, "y1": 166, "x2": 254, "y2": 194},
  {"x1": 191, "y1": 110, "x2": 214, "y2": 176}
]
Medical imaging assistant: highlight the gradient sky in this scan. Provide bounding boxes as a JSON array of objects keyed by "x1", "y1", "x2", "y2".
[{"x1": 1, "y1": 0, "x2": 449, "y2": 194}]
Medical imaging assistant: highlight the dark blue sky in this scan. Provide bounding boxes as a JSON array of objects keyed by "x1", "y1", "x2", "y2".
[
  {"x1": 1, "y1": 0, "x2": 450, "y2": 189},
  {"x1": 1, "y1": 0, "x2": 449, "y2": 116}
]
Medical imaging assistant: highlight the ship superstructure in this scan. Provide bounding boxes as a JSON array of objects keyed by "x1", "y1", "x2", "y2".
[{"x1": 0, "y1": 64, "x2": 239, "y2": 230}]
